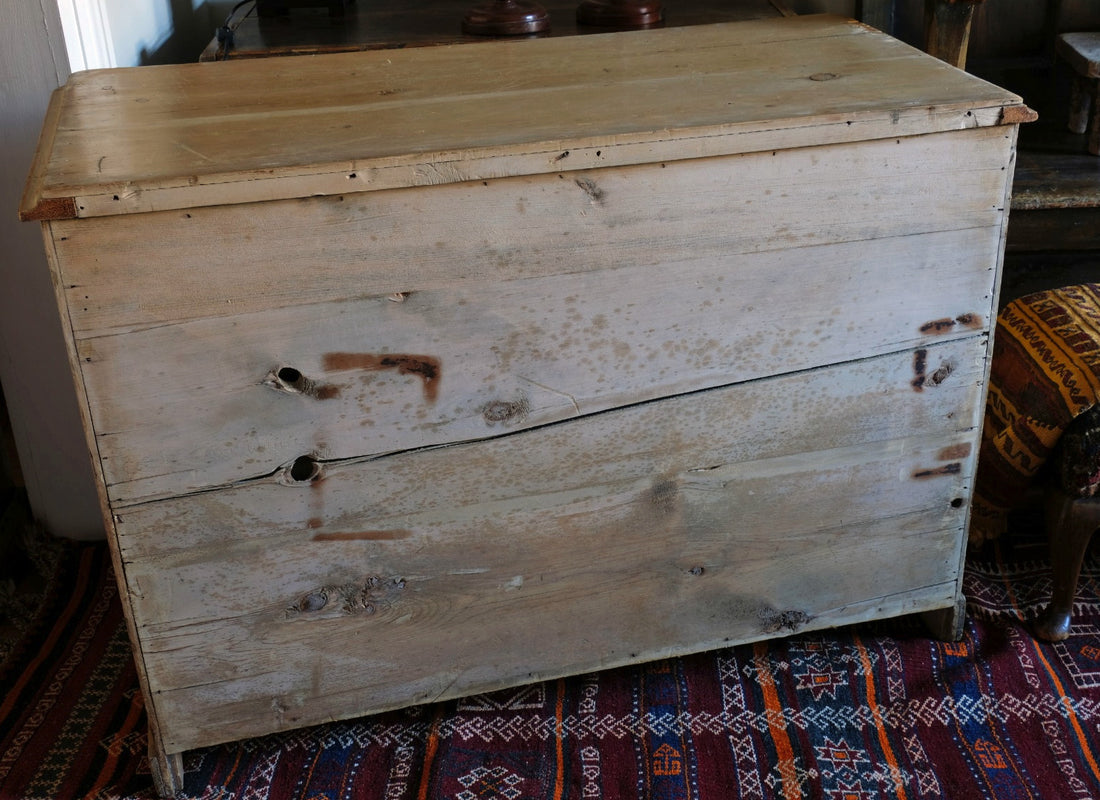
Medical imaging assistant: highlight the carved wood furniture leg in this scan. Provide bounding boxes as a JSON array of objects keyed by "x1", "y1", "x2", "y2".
[
  {"x1": 1068, "y1": 75, "x2": 1092, "y2": 135},
  {"x1": 1034, "y1": 490, "x2": 1100, "y2": 642},
  {"x1": 1092, "y1": 82, "x2": 1100, "y2": 156},
  {"x1": 463, "y1": 0, "x2": 551, "y2": 35},
  {"x1": 921, "y1": 594, "x2": 966, "y2": 642},
  {"x1": 923, "y1": 0, "x2": 985, "y2": 69}
]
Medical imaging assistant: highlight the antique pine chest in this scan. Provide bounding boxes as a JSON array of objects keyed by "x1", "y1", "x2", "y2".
[{"x1": 21, "y1": 15, "x2": 1032, "y2": 795}]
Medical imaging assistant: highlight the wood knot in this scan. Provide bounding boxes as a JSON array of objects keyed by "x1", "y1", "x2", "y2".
[
  {"x1": 480, "y1": 397, "x2": 530, "y2": 425},
  {"x1": 285, "y1": 575, "x2": 406, "y2": 619},
  {"x1": 758, "y1": 607, "x2": 812, "y2": 633}
]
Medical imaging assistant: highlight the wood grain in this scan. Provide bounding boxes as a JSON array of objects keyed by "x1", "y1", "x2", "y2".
[
  {"x1": 66, "y1": 128, "x2": 1011, "y2": 504},
  {"x1": 54, "y1": 126, "x2": 1012, "y2": 337},
  {"x1": 116, "y1": 340, "x2": 982, "y2": 752},
  {"x1": 21, "y1": 15, "x2": 1026, "y2": 220},
  {"x1": 22, "y1": 15, "x2": 1027, "y2": 792}
]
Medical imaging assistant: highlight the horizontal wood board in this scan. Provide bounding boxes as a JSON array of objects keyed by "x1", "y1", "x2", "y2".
[
  {"x1": 21, "y1": 15, "x2": 1026, "y2": 219},
  {"x1": 67, "y1": 130, "x2": 1010, "y2": 504},
  {"x1": 116, "y1": 339, "x2": 982, "y2": 752}
]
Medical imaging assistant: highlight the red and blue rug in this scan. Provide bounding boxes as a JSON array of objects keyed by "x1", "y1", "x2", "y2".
[{"x1": 3, "y1": 513, "x2": 1100, "y2": 800}]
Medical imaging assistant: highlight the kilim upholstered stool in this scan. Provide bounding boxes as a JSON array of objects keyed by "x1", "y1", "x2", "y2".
[
  {"x1": 970, "y1": 284, "x2": 1100, "y2": 641},
  {"x1": 1056, "y1": 32, "x2": 1100, "y2": 155}
]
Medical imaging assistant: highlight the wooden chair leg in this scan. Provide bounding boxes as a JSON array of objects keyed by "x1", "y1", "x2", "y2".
[{"x1": 1034, "y1": 489, "x2": 1100, "y2": 641}]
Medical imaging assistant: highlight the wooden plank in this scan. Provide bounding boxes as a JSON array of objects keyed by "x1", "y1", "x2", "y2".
[
  {"x1": 114, "y1": 340, "x2": 983, "y2": 752},
  {"x1": 56, "y1": 127, "x2": 1013, "y2": 337},
  {"x1": 20, "y1": 15, "x2": 1026, "y2": 219},
  {"x1": 83, "y1": 222, "x2": 998, "y2": 505},
  {"x1": 115, "y1": 334, "x2": 989, "y2": 559}
]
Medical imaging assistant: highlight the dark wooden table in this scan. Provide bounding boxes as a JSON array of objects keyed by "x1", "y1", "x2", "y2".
[{"x1": 200, "y1": 0, "x2": 792, "y2": 61}]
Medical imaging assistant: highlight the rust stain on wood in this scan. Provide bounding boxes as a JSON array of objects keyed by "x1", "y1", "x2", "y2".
[
  {"x1": 919, "y1": 314, "x2": 983, "y2": 335},
  {"x1": 938, "y1": 443, "x2": 972, "y2": 461},
  {"x1": 912, "y1": 463, "x2": 962, "y2": 479},
  {"x1": 312, "y1": 530, "x2": 413, "y2": 541},
  {"x1": 912, "y1": 348, "x2": 927, "y2": 392},
  {"x1": 323, "y1": 352, "x2": 441, "y2": 403}
]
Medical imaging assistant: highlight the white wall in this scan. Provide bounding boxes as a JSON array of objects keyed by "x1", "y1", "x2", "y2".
[
  {"x1": 58, "y1": 0, "x2": 231, "y2": 71},
  {"x1": 1, "y1": 0, "x2": 239, "y2": 542},
  {"x1": 1, "y1": 0, "x2": 106, "y2": 539}
]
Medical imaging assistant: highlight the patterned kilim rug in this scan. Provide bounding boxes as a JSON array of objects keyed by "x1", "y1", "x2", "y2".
[{"x1": 3, "y1": 514, "x2": 1100, "y2": 800}]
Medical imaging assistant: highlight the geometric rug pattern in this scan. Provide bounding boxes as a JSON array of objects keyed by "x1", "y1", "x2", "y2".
[{"x1": 4, "y1": 516, "x2": 1100, "y2": 799}]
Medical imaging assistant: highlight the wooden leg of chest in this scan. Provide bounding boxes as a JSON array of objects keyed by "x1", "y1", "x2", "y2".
[
  {"x1": 921, "y1": 594, "x2": 966, "y2": 642},
  {"x1": 149, "y1": 742, "x2": 185, "y2": 798}
]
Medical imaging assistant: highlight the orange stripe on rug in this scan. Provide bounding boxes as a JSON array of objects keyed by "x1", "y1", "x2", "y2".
[
  {"x1": 753, "y1": 641, "x2": 799, "y2": 800},
  {"x1": 0, "y1": 546, "x2": 93, "y2": 721},
  {"x1": 554, "y1": 678, "x2": 566, "y2": 800},
  {"x1": 994, "y1": 547, "x2": 1100, "y2": 785},
  {"x1": 416, "y1": 705, "x2": 445, "y2": 800},
  {"x1": 853, "y1": 634, "x2": 909, "y2": 800},
  {"x1": 83, "y1": 688, "x2": 146, "y2": 798}
]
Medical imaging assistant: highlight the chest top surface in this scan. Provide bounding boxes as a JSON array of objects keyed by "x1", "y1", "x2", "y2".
[{"x1": 21, "y1": 14, "x2": 1029, "y2": 222}]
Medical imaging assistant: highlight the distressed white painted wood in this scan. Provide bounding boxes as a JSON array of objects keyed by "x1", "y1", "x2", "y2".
[
  {"x1": 118, "y1": 340, "x2": 981, "y2": 752},
  {"x1": 22, "y1": 14, "x2": 1030, "y2": 796},
  {"x1": 84, "y1": 222, "x2": 997, "y2": 504},
  {"x1": 21, "y1": 15, "x2": 1032, "y2": 223}
]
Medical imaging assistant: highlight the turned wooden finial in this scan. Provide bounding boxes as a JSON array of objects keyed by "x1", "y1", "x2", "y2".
[
  {"x1": 576, "y1": 0, "x2": 663, "y2": 29},
  {"x1": 463, "y1": 0, "x2": 550, "y2": 35}
]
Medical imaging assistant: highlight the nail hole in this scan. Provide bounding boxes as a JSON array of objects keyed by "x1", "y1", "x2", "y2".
[
  {"x1": 289, "y1": 455, "x2": 321, "y2": 482},
  {"x1": 951, "y1": 497, "x2": 964, "y2": 508},
  {"x1": 278, "y1": 366, "x2": 303, "y2": 384}
]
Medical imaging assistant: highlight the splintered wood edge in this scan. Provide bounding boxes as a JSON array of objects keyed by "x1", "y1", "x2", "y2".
[
  {"x1": 19, "y1": 195, "x2": 78, "y2": 222},
  {"x1": 1000, "y1": 104, "x2": 1038, "y2": 125},
  {"x1": 18, "y1": 86, "x2": 72, "y2": 222}
]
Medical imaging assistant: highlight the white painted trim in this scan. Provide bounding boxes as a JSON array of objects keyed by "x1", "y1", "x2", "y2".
[{"x1": 56, "y1": 0, "x2": 116, "y2": 71}]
